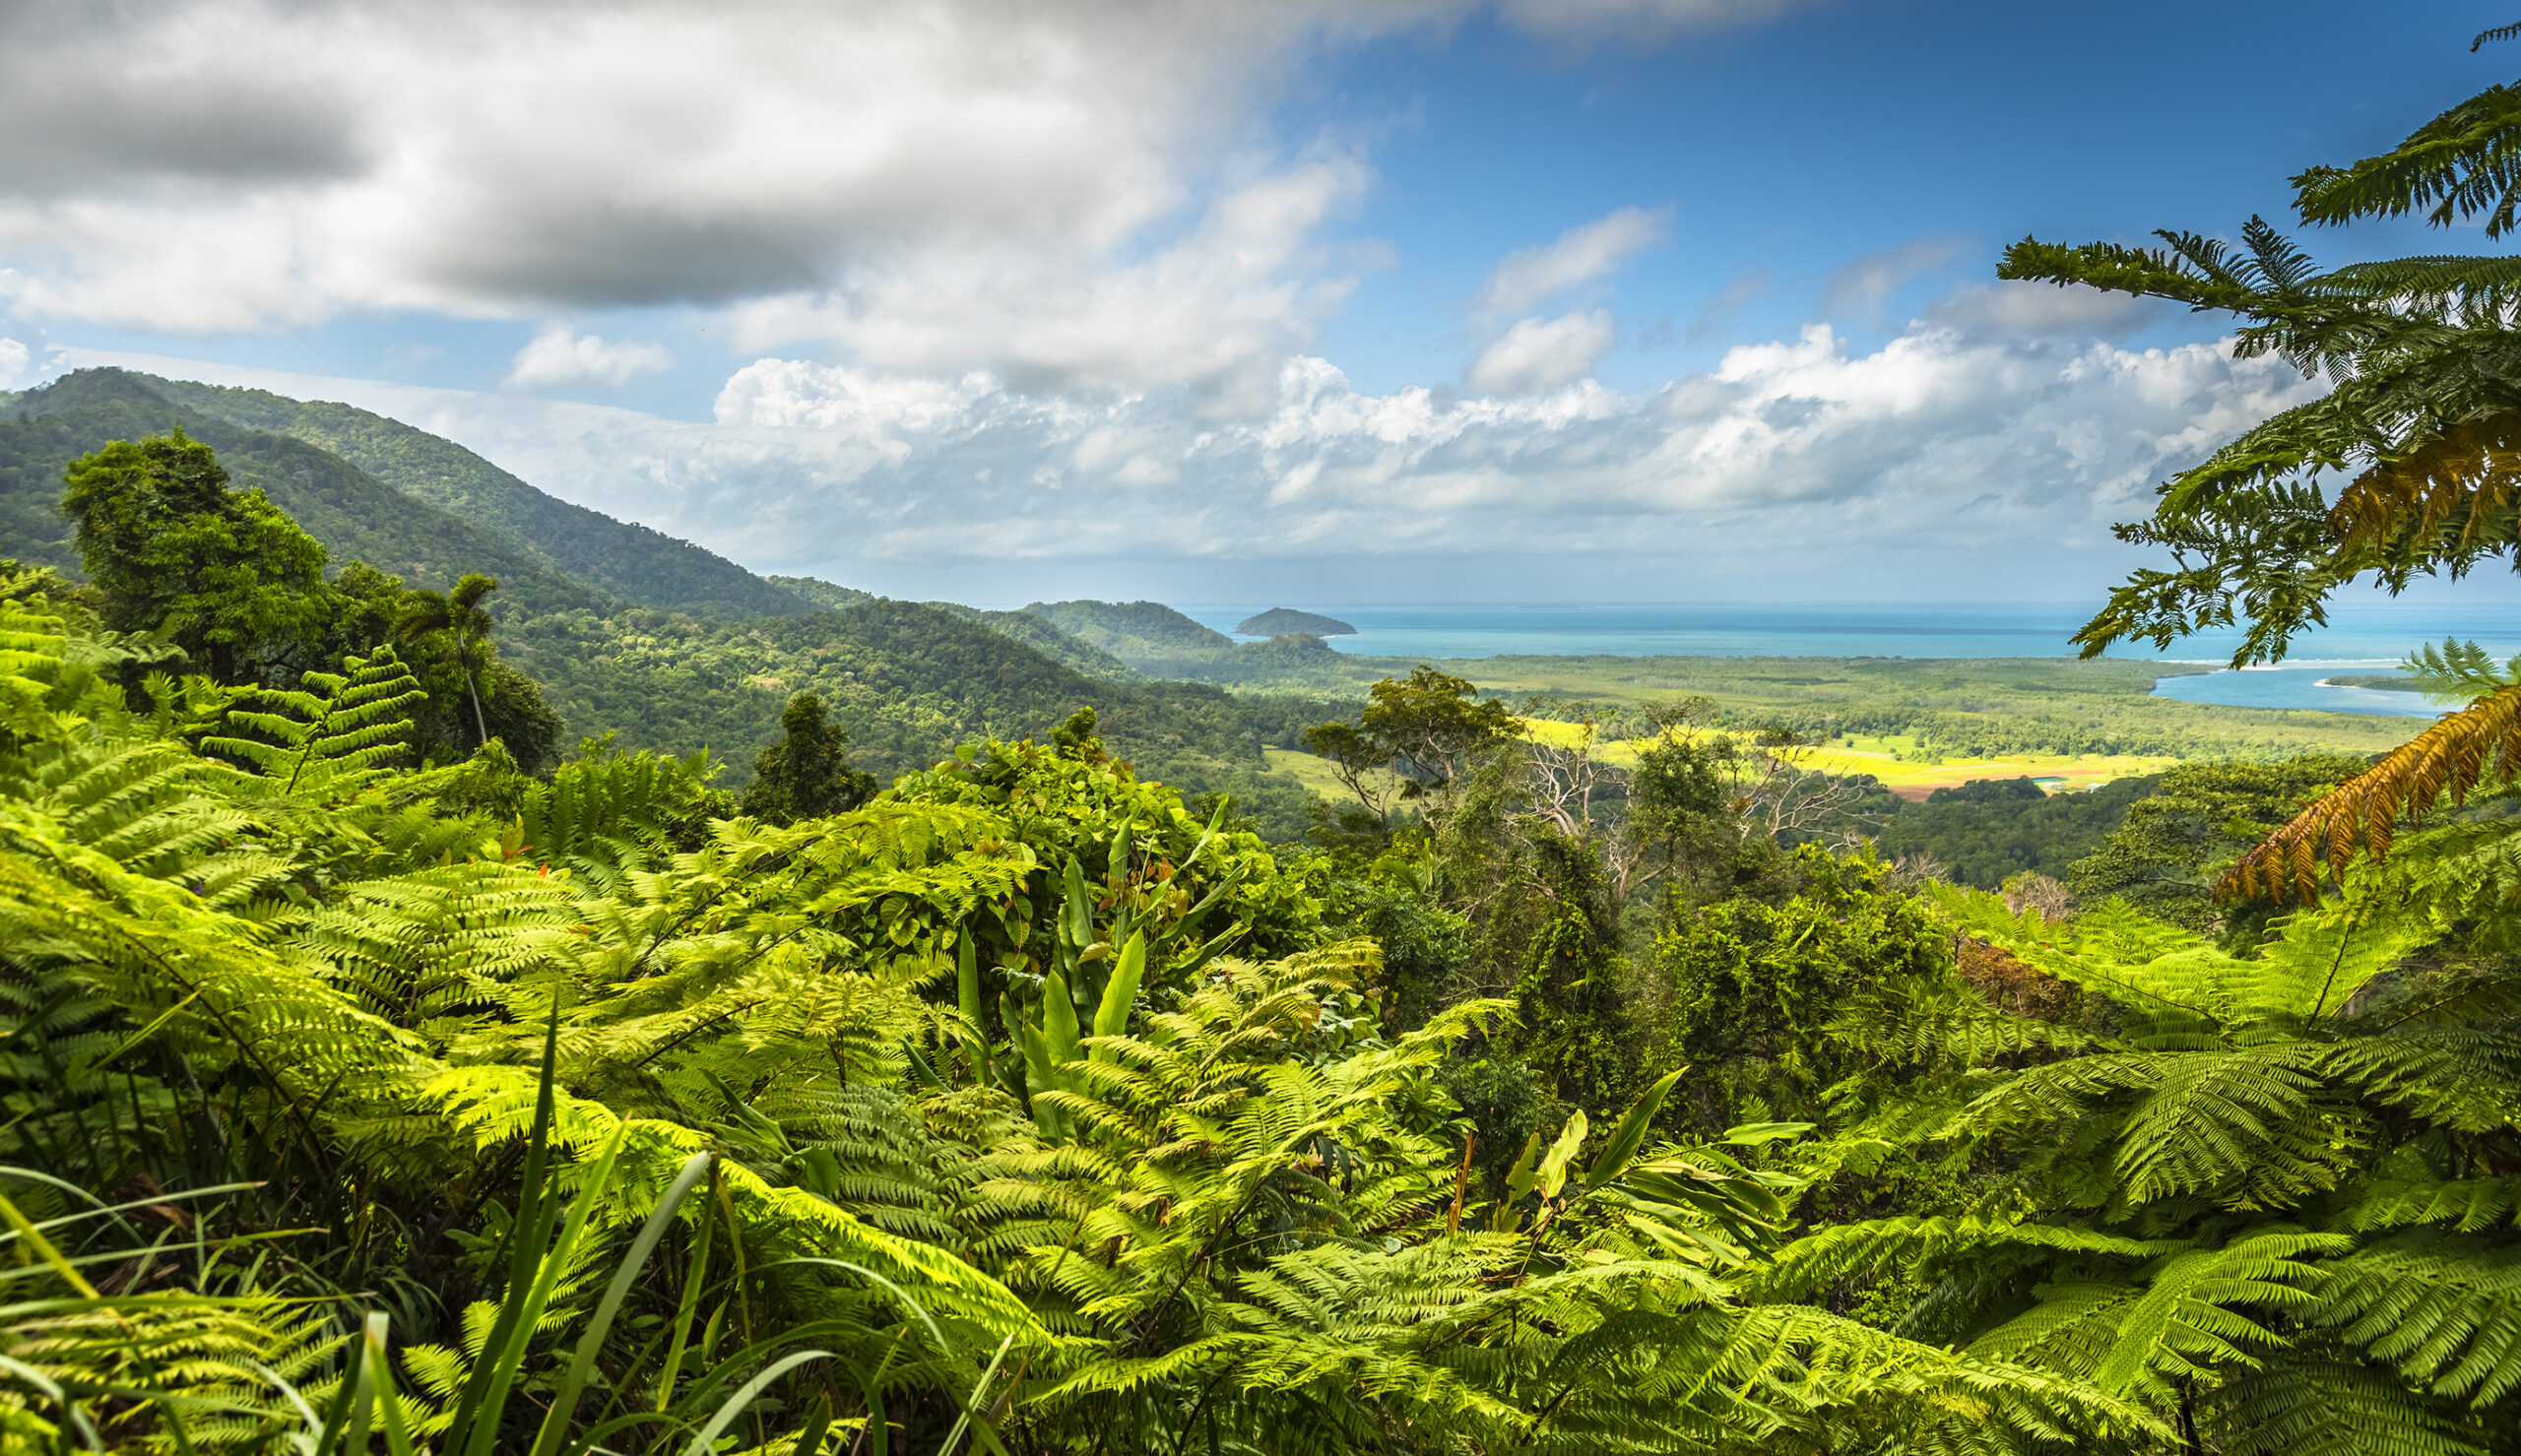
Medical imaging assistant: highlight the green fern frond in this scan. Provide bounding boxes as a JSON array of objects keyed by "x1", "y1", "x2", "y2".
[{"x1": 201, "y1": 646, "x2": 424, "y2": 796}]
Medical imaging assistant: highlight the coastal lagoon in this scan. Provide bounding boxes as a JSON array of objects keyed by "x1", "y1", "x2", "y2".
[{"x1": 1176, "y1": 601, "x2": 2520, "y2": 719}]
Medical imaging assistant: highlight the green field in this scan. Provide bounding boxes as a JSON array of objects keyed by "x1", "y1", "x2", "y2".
[{"x1": 1288, "y1": 654, "x2": 2422, "y2": 779}]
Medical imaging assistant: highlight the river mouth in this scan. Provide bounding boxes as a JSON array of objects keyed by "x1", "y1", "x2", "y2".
[{"x1": 2147, "y1": 665, "x2": 2440, "y2": 718}]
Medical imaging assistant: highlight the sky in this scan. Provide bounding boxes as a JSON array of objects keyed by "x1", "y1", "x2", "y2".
[{"x1": 0, "y1": 0, "x2": 2511, "y2": 606}]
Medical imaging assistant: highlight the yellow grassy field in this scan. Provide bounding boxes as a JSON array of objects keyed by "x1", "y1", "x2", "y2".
[{"x1": 1440, "y1": 720, "x2": 2179, "y2": 798}]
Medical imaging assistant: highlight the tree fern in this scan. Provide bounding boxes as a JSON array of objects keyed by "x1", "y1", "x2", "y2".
[
  {"x1": 2228, "y1": 683, "x2": 2521, "y2": 902},
  {"x1": 202, "y1": 645, "x2": 425, "y2": 796}
]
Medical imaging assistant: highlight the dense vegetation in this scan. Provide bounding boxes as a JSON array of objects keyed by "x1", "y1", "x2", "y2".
[
  {"x1": 1859, "y1": 774, "x2": 2162, "y2": 888},
  {"x1": 20, "y1": 39, "x2": 2521, "y2": 1453},
  {"x1": 1472, "y1": 655, "x2": 2418, "y2": 765},
  {"x1": 143, "y1": 374, "x2": 814, "y2": 620},
  {"x1": 0, "y1": 375, "x2": 1330, "y2": 837}
]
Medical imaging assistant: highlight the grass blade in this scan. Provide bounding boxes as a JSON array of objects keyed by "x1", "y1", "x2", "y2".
[
  {"x1": 679, "y1": 1350, "x2": 832, "y2": 1456},
  {"x1": 530, "y1": 1150, "x2": 712, "y2": 1456}
]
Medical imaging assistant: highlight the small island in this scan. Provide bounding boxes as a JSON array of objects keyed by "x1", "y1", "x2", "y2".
[{"x1": 1235, "y1": 606, "x2": 1357, "y2": 636}]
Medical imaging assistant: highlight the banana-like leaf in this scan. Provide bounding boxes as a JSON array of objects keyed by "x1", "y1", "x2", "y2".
[
  {"x1": 1584, "y1": 1070, "x2": 1681, "y2": 1192},
  {"x1": 1089, "y1": 932, "x2": 1146, "y2": 1060},
  {"x1": 1536, "y1": 1108, "x2": 1589, "y2": 1200}
]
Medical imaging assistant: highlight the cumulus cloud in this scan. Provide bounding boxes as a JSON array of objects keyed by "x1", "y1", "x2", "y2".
[
  {"x1": 0, "y1": 338, "x2": 33, "y2": 389},
  {"x1": 505, "y1": 326, "x2": 674, "y2": 390},
  {"x1": 1475, "y1": 206, "x2": 1672, "y2": 319},
  {"x1": 278, "y1": 300, "x2": 2304, "y2": 590},
  {"x1": 1924, "y1": 279, "x2": 2158, "y2": 339},
  {"x1": 719, "y1": 158, "x2": 1373, "y2": 406},
  {"x1": 0, "y1": 3, "x2": 1346, "y2": 346},
  {"x1": 0, "y1": 2, "x2": 1769, "y2": 396},
  {"x1": 1465, "y1": 310, "x2": 1617, "y2": 395}
]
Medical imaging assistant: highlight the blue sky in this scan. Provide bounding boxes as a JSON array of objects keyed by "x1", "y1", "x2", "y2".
[{"x1": 0, "y1": 0, "x2": 2510, "y2": 606}]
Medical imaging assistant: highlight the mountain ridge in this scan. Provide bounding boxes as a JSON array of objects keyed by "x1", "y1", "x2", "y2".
[{"x1": 138, "y1": 372, "x2": 813, "y2": 619}]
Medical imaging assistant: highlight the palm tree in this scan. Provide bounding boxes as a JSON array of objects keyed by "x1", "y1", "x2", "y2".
[{"x1": 394, "y1": 573, "x2": 499, "y2": 748}]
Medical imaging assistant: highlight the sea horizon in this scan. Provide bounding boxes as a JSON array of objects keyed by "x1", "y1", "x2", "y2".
[{"x1": 1123, "y1": 600, "x2": 2521, "y2": 668}]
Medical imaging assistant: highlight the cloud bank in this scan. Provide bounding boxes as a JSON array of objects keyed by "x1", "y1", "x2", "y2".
[
  {"x1": 0, "y1": 0, "x2": 2311, "y2": 602},
  {"x1": 0, "y1": 1, "x2": 1758, "y2": 407},
  {"x1": 112, "y1": 299, "x2": 2284, "y2": 600}
]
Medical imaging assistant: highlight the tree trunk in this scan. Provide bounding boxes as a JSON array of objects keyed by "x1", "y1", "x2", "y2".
[{"x1": 465, "y1": 665, "x2": 490, "y2": 748}]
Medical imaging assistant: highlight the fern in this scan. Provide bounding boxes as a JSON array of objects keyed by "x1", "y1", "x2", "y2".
[
  {"x1": 2228, "y1": 682, "x2": 2521, "y2": 902},
  {"x1": 2311, "y1": 1231, "x2": 2521, "y2": 1405},
  {"x1": 201, "y1": 645, "x2": 425, "y2": 796}
]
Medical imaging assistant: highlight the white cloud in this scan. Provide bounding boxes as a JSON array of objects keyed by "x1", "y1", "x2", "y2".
[
  {"x1": 1823, "y1": 234, "x2": 1971, "y2": 318},
  {"x1": 1475, "y1": 206, "x2": 1672, "y2": 318},
  {"x1": 719, "y1": 158, "x2": 1373, "y2": 406},
  {"x1": 54, "y1": 286, "x2": 2317, "y2": 600},
  {"x1": 438, "y1": 304, "x2": 2318, "y2": 588},
  {"x1": 1465, "y1": 309, "x2": 1617, "y2": 395},
  {"x1": 1924, "y1": 279, "x2": 2157, "y2": 339},
  {"x1": 505, "y1": 326, "x2": 674, "y2": 390},
  {"x1": 0, "y1": 3, "x2": 1776, "y2": 395},
  {"x1": 0, "y1": 338, "x2": 32, "y2": 389}
]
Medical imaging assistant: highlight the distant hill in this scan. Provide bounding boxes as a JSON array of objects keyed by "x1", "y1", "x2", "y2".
[
  {"x1": 0, "y1": 369, "x2": 616, "y2": 618},
  {"x1": 0, "y1": 373, "x2": 1335, "y2": 836},
  {"x1": 143, "y1": 372, "x2": 812, "y2": 618},
  {"x1": 766, "y1": 574, "x2": 878, "y2": 610},
  {"x1": 768, "y1": 576, "x2": 1142, "y2": 680},
  {"x1": 923, "y1": 602, "x2": 1141, "y2": 681},
  {"x1": 1017, "y1": 598, "x2": 1380, "y2": 685},
  {"x1": 1026, "y1": 600, "x2": 1236, "y2": 659},
  {"x1": 1236, "y1": 606, "x2": 1355, "y2": 636}
]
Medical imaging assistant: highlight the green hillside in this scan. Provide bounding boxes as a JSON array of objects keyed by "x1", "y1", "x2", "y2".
[
  {"x1": 1026, "y1": 598, "x2": 1235, "y2": 657},
  {"x1": 763, "y1": 572, "x2": 877, "y2": 610},
  {"x1": 0, "y1": 372, "x2": 1333, "y2": 835},
  {"x1": 926, "y1": 601, "x2": 1142, "y2": 680},
  {"x1": 143, "y1": 371, "x2": 813, "y2": 618},
  {"x1": 770, "y1": 574, "x2": 1138, "y2": 680},
  {"x1": 0, "y1": 369, "x2": 614, "y2": 617}
]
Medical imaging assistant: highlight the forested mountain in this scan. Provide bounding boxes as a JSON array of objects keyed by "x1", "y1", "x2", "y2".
[
  {"x1": 925, "y1": 601, "x2": 1143, "y2": 680},
  {"x1": 0, "y1": 369, "x2": 614, "y2": 615},
  {"x1": 0, "y1": 373, "x2": 1330, "y2": 832},
  {"x1": 143, "y1": 371, "x2": 813, "y2": 618},
  {"x1": 764, "y1": 572, "x2": 877, "y2": 610},
  {"x1": 1025, "y1": 598, "x2": 1235, "y2": 657}
]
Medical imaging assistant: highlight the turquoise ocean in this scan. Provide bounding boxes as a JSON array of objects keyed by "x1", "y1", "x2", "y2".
[{"x1": 1175, "y1": 601, "x2": 2521, "y2": 720}]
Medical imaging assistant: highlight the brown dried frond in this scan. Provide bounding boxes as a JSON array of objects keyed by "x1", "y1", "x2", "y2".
[
  {"x1": 2329, "y1": 412, "x2": 2521, "y2": 562},
  {"x1": 1958, "y1": 939, "x2": 2079, "y2": 1023},
  {"x1": 2224, "y1": 681, "x2": 2521, "y2": 903}
]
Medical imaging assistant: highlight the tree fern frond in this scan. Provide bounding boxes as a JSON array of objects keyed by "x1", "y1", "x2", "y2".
[
  {"x1": 2220, "y1": 1349, "x2": 2487, "y2": 1456},
  {"x1": 2313, "y1": 1232, "x2": 2521, "y2": 1404},
  {"x1": 2227, "y1": 682, "x2": 2521, "y2": 902},
  {"x1": 200, "y1": 646, "x2": 424, "y2": 796},
  {"x1": 2295, "y1": 81, "x2": 2521, "y2": 236},
  {"x1": 2327, "y1": 413, "x2": 2521, "y2": 589}
]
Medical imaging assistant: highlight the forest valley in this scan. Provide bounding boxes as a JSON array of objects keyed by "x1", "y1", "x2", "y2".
[{"x1": 16, "y1": 30, "x2": 2521, "y2": 1456}]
